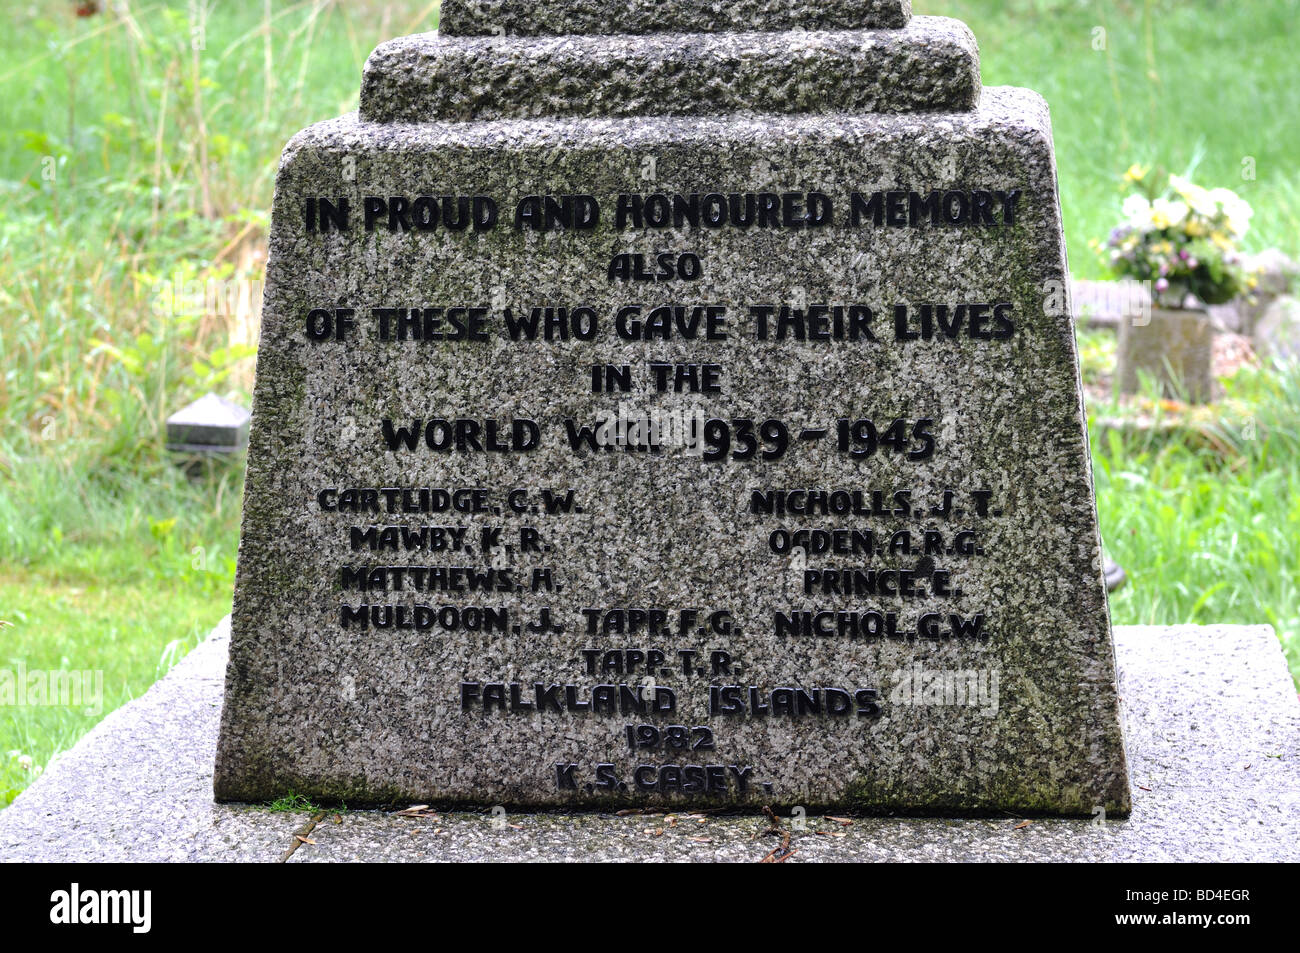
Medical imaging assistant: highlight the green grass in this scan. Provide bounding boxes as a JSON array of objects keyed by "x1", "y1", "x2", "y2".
[
  {"x1": 0, "y1": 449, "x2": 243, "y2": 805},
  {"x1": 0, "y1": 569, "x2": 225, "y2": 804},
  {"x1": 917, "y1": 0, "x2": 1300, "y2": 278},
  {"x1": 0, "y1": 2, "x2": 442, "y2": 806},
  {"x1": 1089, "y1": 360, "x2": 1300, "y2": 679},
  {"x1": 267, "y1": 792, "x2": 319, "y2": 813},
  {"x1": 0, "y1": 1, "x2": 1298, "y2": 807}
]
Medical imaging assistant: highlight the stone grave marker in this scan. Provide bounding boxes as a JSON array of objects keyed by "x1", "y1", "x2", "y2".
[{"x1": 215, "y1": 0, "x2": 1130, "y2": 814}]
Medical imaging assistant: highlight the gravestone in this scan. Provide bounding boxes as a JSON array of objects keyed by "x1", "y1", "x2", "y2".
[
  {"x1": 1117, "y1": 307, "x2": 1215, "y2": 403},
  {"x1": 1255, "y1": 295, "x2": 1300, "y2": 360},
  {"x1": 166, "y1": 393, "x2": 251, "y2": 454},
  {"x1": 215, "y1": 0, "x2": 1131, "y2": 814}
]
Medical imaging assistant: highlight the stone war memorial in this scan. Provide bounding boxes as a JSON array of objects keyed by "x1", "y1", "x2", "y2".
[{"x1": 212, "y1": 0, "x2": 1133, "y2": 815}]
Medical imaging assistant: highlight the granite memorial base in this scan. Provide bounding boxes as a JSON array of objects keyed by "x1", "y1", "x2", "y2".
[{"x1": 2, "y1": 618, "x2": 1295, "y2": 863}]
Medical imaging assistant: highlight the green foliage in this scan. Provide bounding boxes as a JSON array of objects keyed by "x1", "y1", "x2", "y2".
[
  {"x1": 0, "y1": 444, "x2": 244, "y2": 805},
  {"x1": 1094, "y1": 360, "x2": 1300, "y2": 680},
  {"x1": 1077, "y1": 327, "x2": 1118, "y2": 387},
  {"x1": 0, "y1": 1, "x2": 439, "y2": 806},
  {"x1": 267, "y1": 792, "x2": 319, "y2": 813},
  {"x1": 918, "y1": 0, "x2": 1299, "y2": 278}
]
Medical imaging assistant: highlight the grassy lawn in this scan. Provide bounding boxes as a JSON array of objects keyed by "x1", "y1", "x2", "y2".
[
  {"x1": 0, "y1": 0, "x2": 1297, "y2": 806},
  {"x1": 1089, "y1": 360, "x2": 1300, "y2": 678},
  {"x1": 0, "y1": 1, "x2": 431, "y2": 804},
  {"x1": 0, "y1": 452, "x2": 243, "y2": 804},
  {"x1": 0, "y1": 570, "x2": 225, "y2": 804},
  {"x1": 918, "y1": 0, "x2": 1300, "y2": 277}
]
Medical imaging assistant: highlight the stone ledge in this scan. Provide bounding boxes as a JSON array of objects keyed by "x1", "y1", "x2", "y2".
[
  {"x1": 359, "y1": 17, "x2": 980, "y2": 122},
  {"x1": 437, "y1": 0, "x2": 913, "y2": 37},
  {"x1": 1, "y1": 621, "x2": 1296, "y2": 861},
  {"x1": 0, "y1": 620, "x2": 308, "y2": 863},
  {"x1": 292, "y1": 85, "x2": 1047, "y2": 161}
]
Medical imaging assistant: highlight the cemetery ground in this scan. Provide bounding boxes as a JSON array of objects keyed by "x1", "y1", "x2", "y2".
[{"x1": 0, "y1": 0, "x2": 1297, "y2": 809}]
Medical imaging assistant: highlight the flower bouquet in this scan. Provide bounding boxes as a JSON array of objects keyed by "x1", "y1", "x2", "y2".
[
  {"x1": 1102, "y1": 165, "x2": 1252, "y2": 307},
  {"x1": 1099, "y1": 166, "x2": 1254, "y2": 402}
]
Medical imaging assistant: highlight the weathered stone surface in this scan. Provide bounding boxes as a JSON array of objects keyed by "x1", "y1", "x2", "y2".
[
  {"x1": 5, "y1": 623, "x2": 1295, "y2": 861},
  {"x1": 1117, "y1": 306, "x2": 1215, "y2": 402},
  {"x1": 360, "y1": 17, "x2": 980, "y2": 122},
  {"x1": 438, "y1": 0, "x2": 913, "y2": 36},
  {"x1": 166, "y1": 392, "x2": 252, "y2": 452},
  {"x1": 1242, "y1": 249, "x2": 1299, "y2": 334},
  {"x1": 1254, "y1": 295, "x2": 1300, "y2": 360},
  {"x1": 214, "y1": 83, "x2": 1128, "y2": 814}
]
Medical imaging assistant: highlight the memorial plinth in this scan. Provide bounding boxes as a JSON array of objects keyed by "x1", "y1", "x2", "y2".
[{"x1": 215, "y1": 1, "x2": 1130, "y2": 814}]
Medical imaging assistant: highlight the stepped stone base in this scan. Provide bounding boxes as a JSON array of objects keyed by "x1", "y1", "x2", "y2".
[
  {"x1": 435, "y1": 0, "x2": 914, "y2": 36},
  {"x1": 2, "y1": 620, "x2": 1295, "y2": 862},
  {"x1": 361, "y1": 17, "x2": 980, "y2": 122}
]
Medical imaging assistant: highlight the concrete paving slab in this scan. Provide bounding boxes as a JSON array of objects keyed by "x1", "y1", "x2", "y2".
[
  {"x1": 2, "y1": 621, "x2": 1296, "y2": 862},
  {"x1": 0, "y1": 620, "x2": 309, "y2": 863}
]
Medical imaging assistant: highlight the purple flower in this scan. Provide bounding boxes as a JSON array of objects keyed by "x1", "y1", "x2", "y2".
[{"x1": 1155, "y1": 278, "x2": 1170, "y2": 293}]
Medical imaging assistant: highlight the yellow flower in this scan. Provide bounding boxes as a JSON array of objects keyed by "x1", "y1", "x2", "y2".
[
  {"x1": 1185, "y1": 219, "x2": 1205, "y2": 237},
  {"x1": 1124, "y1": 163, "x2": 1149, "y2": 183},
  {"x1": 1169, "y1": 174, "x2": 1216, "y2": 216}
]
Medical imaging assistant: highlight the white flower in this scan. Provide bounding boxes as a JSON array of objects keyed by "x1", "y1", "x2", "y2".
[
  {"x1": 1170, "y1": 174, "x2": 1217, "y2": 217},
  {"x1": 1122, "y1": 194, "x2": 1152, "y2": 227},
  {"x1": 1151, "y1": 198, "x2": 1189, "y2": 228},
  {"x1": 1210, "y1": 188, "x2": 1253, "y2": 238}
]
